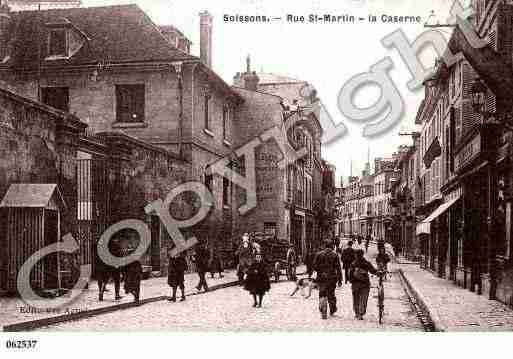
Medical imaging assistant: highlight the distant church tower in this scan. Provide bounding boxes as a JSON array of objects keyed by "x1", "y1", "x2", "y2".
[{"x1": 1, "y1": 0, "x2": 81, "y2": 11}]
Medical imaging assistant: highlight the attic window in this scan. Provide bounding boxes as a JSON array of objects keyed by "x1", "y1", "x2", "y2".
[{"x1": 48, "y1": 29, "x2": 68, "y2": 58}]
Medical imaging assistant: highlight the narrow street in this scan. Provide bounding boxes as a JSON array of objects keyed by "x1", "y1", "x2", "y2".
[{"x1": 38, "y1": 247, "x2": 423, "y2": 331}]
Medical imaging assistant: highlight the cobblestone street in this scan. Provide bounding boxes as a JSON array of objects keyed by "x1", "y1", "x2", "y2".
[{"x1": 38, "y1": 268, "x2": 422, "y2": 331}]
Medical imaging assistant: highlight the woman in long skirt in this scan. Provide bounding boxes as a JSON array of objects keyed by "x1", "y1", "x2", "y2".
[
  {"x1": 124, "y1": 259, "x2": 142, "y2": 303},
  {"x1": 244, "y1": 253, "x2": 270, "y2": 308},
  {"x1": 349, "y1": 249, "x2": 377, "y2": 320}
]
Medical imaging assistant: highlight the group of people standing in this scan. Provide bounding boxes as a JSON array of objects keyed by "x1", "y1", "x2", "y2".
[{"x1": 95, "y1": 238, "x2": 143, "y2": 304}]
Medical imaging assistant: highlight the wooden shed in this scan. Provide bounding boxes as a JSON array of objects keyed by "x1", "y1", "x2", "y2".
[{"x1": 0, "y1": 184, "x2": 66, "y2": 294}]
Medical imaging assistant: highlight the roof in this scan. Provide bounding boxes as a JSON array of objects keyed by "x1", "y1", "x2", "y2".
[
  {"x1": 445, "y1": 19, "x2": 513, "y2": 111},
  {"x1": 4, "y1": 4, "x2": 195, "y2": 71},
  {"x1": 0, "y1": 184, "x2": 66, "y2": 209},
  {"x1": 257, "y1": 73, "x2": 306, "y2": 85}
]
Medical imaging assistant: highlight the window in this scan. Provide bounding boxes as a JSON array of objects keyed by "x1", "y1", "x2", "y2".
[
  {"x1": 222, "y1": 106, "x2": 229, "y2": 140},
  {"x1": 116, "y1": 84, "x2": 145, "y2": 123},
  {"x1": 204, "y1": 94, "x2": 211, "y2": 130},
  {"x1": 41, "y1": 87, "x2": 69, "y2": 112},
  {"x1": 222, "y1": 177, "x2": 230, "y2": 207},
  {"x1": 48, "y1": 29, "x2": 67, "y2": 57},
  {"x1": 204, "y1": 167, "x2": 213, "y2": 193}
]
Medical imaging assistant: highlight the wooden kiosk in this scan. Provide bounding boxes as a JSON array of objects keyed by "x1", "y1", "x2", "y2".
[{"x1": 0, "y1": 184, "x2": 66, "y2": 294}]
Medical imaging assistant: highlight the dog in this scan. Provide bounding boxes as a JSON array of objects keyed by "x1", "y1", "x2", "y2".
[{"x1": 290, "y1": 278, "x2": 318, "y2": 299}]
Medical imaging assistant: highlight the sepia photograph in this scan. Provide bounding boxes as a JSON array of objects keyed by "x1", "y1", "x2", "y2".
[{"x1": 1, "y1": 0, "x2": 513, "y2": 357}]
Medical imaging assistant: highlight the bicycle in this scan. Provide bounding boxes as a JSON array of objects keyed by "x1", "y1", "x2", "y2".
[{"x1": 376, "y1": 271, "x2": 388, "y2": 324}]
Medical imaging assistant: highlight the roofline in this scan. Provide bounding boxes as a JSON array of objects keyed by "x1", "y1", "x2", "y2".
[
  {"x1": 96, "y1": 131, "x2": 185, "y2": 162},
  {"x1": 193, "y1": 62, "x2": 245, "y2": 102},
  {"x1": 0, "y1": 86, "x2": 86, "y2": 129},
  {"x1": 231, "y1": 85, "x2": 284, "y2": 100}
]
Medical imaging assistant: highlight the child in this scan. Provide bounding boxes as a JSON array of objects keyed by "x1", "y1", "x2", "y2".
[
  {"x1": 244, "y1": 253, "x2": 270, "y2": 307},
  {"x1": 168, "y1": 251, "x2": 188, "y2": 302}
]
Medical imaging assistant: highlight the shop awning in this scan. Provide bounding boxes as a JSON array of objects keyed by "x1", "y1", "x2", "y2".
[{"x1": 416, "y1": 194, "x2": 461, "y2": 235}]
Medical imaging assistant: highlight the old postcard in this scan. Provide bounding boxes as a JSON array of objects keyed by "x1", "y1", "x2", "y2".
[{"x1": 1, "y1": 1, "x2": 513, "y2": 354}]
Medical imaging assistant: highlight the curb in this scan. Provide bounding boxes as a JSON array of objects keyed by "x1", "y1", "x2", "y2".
[
  {"x1": 3, "y1": 277, "x2": 295, "y2": 332},
  {"x1": 397, "y1": 268, "x2": 446, "y2": 332},
  {"x1": 3, "y1": 279, "x2": 239, "y2": 332}
]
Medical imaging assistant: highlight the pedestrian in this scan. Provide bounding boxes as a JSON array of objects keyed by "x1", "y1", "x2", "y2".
[
  {"x1": 244, "y1": 253, "x2": 270, "y2": 308},
  {"x1": 209, "y1": 248, "x2": 224, "y2": 279},
  {"x1": 235, "y1": 233, "x2": 253, "y2": 282},
  {"x1": 365, "y1": 234, "x2": 371, "y2": 253},
  {"x1": 305, "y1": 250, "x2": 315, "y2": 279},
  {"x1": 193, "y1": 243, "x2": 209, "y2": 292},
  {"x1": 97, "y1": 238, "x2": 123, "y2": 302},
  {"x1": 375, "y1": 245, "x2": 391, "y2": 278},
  {"x1": 349, "y1": 249, "x2": 378, "y2": 320},
  {"x1": 341, "y1": 241, "x2": 356, "y2": 284},
  {"x1": 124, "y1": 249, "x2": 142, "y2": 304},
  {"x1": 313, "y1": 239, "x2": 343, "y2": 319},
  {"x1": 286, "y1": 244, "x2": 297, "y2": 281},
  {"x1": 168, "y1": 251, "x2": 188, "y2": 302}
]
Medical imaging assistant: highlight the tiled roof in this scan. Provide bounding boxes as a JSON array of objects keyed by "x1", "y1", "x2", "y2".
[{"x1": 4, "y1": 4, "x2": 195, "y2": 71}]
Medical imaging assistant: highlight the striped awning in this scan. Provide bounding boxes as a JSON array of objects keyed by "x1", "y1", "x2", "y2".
[{"x1": 416, "y1": 194, "x2": 461, "y2": 235}]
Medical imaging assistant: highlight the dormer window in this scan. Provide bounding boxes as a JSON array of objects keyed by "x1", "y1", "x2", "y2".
[
  {"x1": 45, "y1": 20, "x2": 87, "y2": 61},
  {"x1": 48, "y1": 29, "x2": 68, "y2": 58}
]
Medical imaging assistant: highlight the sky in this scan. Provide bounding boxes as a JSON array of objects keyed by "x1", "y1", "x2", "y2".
[{"x1": 81, "y1": 0, "x2": 465, "y2": 185}]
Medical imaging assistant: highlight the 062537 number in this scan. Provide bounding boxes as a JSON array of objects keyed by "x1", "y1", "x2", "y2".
[{"x1": 5, "y1": 340, "x2": 37, "y2": 349}]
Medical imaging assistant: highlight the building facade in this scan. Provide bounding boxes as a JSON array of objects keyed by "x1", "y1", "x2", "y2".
[{"x1": 0, "y1": 3, "x2": 334, "y2": 292}]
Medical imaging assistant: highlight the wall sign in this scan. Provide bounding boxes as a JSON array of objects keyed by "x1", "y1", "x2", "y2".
[{"x1": 455, "y1": 133, "x2": 481, "y2": 172}]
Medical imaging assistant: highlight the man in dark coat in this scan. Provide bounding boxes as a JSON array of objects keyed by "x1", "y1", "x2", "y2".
[
  {"x1": 168, "y1": 251, "x2": 188, "y2": 302},
  {"x1": 349, "y1": 249, "x2": 378, "y2": 320},
  {"x1": 341, "y1": 241, "x2": 356, "y2": 284},
  {"x1": 193, "y1": 243, "x2": 209, "y2": 292},
  {"x1": 313, "y1": 239, "x2": 343, "y2": 319}
]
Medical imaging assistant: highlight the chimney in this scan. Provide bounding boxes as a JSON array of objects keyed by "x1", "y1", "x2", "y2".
[
  {"x1": 0, "y1": 1, "x2": 10, "y2": 62},
  {"x1": 242, "y1": 54, "x2": 259, "y2": 91},
  {"x1": 199, "y1": 11, "x2": 212, "y2": 67}
]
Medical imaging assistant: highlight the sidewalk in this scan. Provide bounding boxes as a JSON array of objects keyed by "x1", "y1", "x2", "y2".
[
  {"x1": 1, "y1": 269, "x2": 239, "y2": 330},
  {"x1": 397, "y1": 264, "x2": 513, "y2": 331}
]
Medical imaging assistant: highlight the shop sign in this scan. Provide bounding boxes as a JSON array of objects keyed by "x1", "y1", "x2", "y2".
[{"x1": 455, "y1": 134, "x2": 481, "y2": 172}]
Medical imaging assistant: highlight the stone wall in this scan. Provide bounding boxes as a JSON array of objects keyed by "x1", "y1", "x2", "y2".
[{"x1": 231, "y1": 88, "x2": 287, "y2": 242}]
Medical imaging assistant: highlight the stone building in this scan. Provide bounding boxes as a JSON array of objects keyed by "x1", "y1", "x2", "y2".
[
  {"x1": 0, "y1": 4, "x2": 245, "y2": 257},
  {"x1": 232, "y1": 60, "x2": 325, "y2": 259},
  {"x1": 372, "y1": 157, "x2": 396, "y2": 244},
  {"x1": 0, "y1": 3, "x2": 335, "y2": 292},
  {"x1": 0, "y1": 85, "x2": 190, "y2": 293},
  {"x1": 390, "y1": 144, "x2": 418, "y2": 259},
  {"x1": 413, "y1": 0, "x2": 513, "y2": 306}
]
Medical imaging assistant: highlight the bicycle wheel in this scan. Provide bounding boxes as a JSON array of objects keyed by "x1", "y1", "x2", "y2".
[{"x1": 378, "y1": 285, "x2": 384, "y2": 324}]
